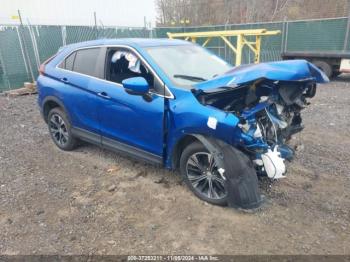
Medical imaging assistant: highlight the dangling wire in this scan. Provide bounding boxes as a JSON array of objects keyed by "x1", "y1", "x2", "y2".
[{"x1": 265, "y1": 107, "x2": 278, "y2": 144}]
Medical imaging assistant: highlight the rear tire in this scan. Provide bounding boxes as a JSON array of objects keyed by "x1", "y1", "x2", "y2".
[
  {"x1": 331, "y1": 71, "x2": 341, "y2": 78},
  {"x1": 47, "y1": 108, "x2": 77, "y2": 151},
  {"x1": 312, "y1": 60, "x2": 332, "y2": 78}
]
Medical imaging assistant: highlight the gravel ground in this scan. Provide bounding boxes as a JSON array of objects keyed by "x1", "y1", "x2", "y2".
[{"x1": 0, "y1": 76, "x2": 349, "y2": 255}]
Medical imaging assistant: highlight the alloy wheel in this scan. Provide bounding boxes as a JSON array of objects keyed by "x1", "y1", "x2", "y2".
[
  {"x1": 49, "y1": 113, "x2": 69, "y2": 146},
  {"x1": 186, "y1": 152, "x2": 227, "y2": 200}
]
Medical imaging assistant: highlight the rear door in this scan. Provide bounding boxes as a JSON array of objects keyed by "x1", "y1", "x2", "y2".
[{"x1": 55, "y1": 47, "x2": 104, "y2": 137}]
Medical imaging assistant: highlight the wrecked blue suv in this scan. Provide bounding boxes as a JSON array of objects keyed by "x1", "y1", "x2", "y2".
[{"x1": 37, "y1": 38, "x2": 328, "y2": 209}]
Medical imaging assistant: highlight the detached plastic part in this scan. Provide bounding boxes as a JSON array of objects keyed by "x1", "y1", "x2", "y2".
[
  {"x1": 261, "y1": 146, "x2": 286, "y2": 179},
  {"x1": 192, "y1": 135, "x2": 264, "y2": 210},
  {"x1": 220, "y1": 144, "x2": 264, "y2": 210}
]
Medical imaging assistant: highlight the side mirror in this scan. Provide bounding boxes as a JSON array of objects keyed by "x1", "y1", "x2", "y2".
[{"x1": 122, "y1": 77, "x2": 149, "y2": 96}]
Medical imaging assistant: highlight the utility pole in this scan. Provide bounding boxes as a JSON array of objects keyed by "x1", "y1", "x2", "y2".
[
  {"x1": 94, "y1": 11, "x2": 98, "y2": 39},
  {"x1": 144, "y1": 16, "x2": 147, "y2": 28},
  {"x1": 144, "y1": 16, "x2": 147, "y2": 37},
  {"x1": 17, "y1": 9, "x2": 35, "y2": 82}
]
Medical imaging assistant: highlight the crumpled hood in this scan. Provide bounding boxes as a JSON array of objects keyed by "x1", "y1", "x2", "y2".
[{"x1": 193, "y1": 59, "x2": 329, "y2": 91}]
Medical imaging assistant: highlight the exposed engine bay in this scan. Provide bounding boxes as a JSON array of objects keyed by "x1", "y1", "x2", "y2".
[{"x1": 193, "y1": 79, "x2": 318, "y2": 179}]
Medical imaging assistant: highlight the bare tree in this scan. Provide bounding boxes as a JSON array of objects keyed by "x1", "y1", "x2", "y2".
[
  {"x1": 155, "y1": 0, "x2": 348, "y2": 26},
  {"x1": 271, "y1": 0, "x2": 289, "y2": 21}
]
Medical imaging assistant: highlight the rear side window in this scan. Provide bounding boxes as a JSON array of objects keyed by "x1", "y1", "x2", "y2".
[
  {"x1": 73, "y1": 48, "x2": 100, "y2": 77},
  {"x1": 65, "y1": 52, "x2": 76, "y2": 71},
  {"x1": 58, "y1": 48, "x2": 101, "y2": 78},
  {"x1": 59, "y1": 52, "x2": 76, "y2": 71}
]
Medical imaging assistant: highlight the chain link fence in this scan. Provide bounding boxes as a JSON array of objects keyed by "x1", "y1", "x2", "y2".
[
  {"x1": 0, "y1": 16, "x2": 349, "y2": 91},
  {"x1": 0, "y1": 25, "x2": 151, "y2": 92}
]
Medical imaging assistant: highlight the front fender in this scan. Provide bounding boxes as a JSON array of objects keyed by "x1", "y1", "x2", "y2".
[{"x1": 165, "y1": 93, "x2": 240, "y2": 168}]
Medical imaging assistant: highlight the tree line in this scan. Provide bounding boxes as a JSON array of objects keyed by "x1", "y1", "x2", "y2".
[{"x1": 155, "y1": 0, "x2": 349, "y2": 26}]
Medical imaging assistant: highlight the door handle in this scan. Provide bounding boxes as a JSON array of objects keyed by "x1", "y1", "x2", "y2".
[
  {"x1": 97, "y1": 92, "x2": 110, "y2": 99},
  {"x1": 61, "y1": 77, "x2": 69, "y2": 83}
]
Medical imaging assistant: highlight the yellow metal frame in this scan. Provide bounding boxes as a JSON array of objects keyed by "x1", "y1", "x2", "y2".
[{"x1": 167, "y1": 29, "x2": 280, "y2": 66}]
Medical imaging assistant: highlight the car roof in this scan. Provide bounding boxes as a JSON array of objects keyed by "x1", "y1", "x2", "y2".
[{"x1": 62, "y1": 38, "x2": 191, "y2": 51}]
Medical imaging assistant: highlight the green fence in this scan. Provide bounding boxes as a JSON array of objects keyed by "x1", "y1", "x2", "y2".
[
  {"x1": 156, "y1": 17, "x2": 348, "y2": 64},
  {"x1": 156, "y1": 22, "x2": 284, "y2": 65},
  {"x1": 285, "y1": 18, "x2": 348, "y2": 51},
  {"x1": 0, "y1": 17, "x2": 348, "y2": 91}
]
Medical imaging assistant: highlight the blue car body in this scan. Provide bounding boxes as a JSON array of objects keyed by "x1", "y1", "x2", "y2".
[{"x1": 37, "y1": 38, "x2": 328, "y2": 173}]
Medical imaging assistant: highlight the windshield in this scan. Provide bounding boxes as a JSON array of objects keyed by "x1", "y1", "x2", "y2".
[{"x1": 145, "y1": 45, "x2": 233, "y2": 87}]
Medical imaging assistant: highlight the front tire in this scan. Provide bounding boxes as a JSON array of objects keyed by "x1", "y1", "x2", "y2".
[
  {"x1": 180, "y1": 142, "x2": 227, "y2": 206},
  {"x1": 47, "y1": 108, "x2": 77, "y2": 151}
]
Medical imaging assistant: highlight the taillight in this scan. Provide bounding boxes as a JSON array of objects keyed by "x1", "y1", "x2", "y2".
[
  {"x1": 39, "y1": 64, "x2": 46, "y2": 75},
  {"x1": 39, "y1": 54, "x2": 57, "y2": 75}
]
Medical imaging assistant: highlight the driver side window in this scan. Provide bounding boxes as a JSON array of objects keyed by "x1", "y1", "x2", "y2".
[{"x1": 105, "y1": 48, "x2": 163, "y2": 94}]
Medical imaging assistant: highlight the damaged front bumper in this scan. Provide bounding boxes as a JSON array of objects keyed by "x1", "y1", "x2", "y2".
[{"x1": 193, "y1": 60, "x2": 329, "y2": 180}]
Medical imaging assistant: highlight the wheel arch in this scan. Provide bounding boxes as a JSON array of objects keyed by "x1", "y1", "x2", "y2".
[
  {"x1": 171, "y1": 134, "x2": 201, "y2": 169},
  {"x1": 42, "y1": 96, "x2": 69, "y2": 123},
  {"x1": 170, "y1": 133, "x2": 229, "y2": 169}
]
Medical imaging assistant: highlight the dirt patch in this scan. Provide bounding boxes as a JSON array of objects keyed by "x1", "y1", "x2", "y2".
[{"x1": 0, "y1": 75, "x2": 349, "y2": 255}]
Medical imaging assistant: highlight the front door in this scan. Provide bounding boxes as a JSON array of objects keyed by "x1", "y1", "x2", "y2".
[{"x1": 90, "y1": 48, "x2": 165, "y2": 163}]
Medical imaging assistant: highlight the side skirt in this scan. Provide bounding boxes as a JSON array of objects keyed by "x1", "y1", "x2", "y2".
[
  {"x1": 71, "y1": 127, "x2": 101, "y2": 145},
  {"x1": 71, "y1": 127, "x2": 163, "y2": 165}
]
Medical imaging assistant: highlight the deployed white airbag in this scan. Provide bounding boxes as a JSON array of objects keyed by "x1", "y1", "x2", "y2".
[{"x1": 111, "y1": 51, "x2": 141, "y2": 73}]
